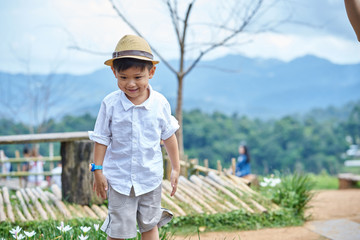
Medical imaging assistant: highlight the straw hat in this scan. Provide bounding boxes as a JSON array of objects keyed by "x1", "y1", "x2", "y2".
[{"x1": 104, "y1": 35, "x2": 159, "y2": 66}]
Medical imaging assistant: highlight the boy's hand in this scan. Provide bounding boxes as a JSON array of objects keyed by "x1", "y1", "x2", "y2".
[
  {"x1": 93, "y1": 171, "x2": 108, "y2": 199},
  {"x1": 170, "y1": 169, "x2": 179, "y2": 197}
]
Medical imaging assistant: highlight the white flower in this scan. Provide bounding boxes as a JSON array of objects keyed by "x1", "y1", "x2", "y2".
[
  {"x1": 24, "y1": 231, "x2": 36, "y2": 237},
  {"x1": 80, "y1": 226, "x2": 91, "y2": 233},
  {"x1": 10, "y1": 226, "x2": 22, "y2": 235},
  {"x1": 57, "y1": 221, "x2": 72, "y2": 232},
  {"x1": 270, "y1": 178, "x2": 281, "y2": 187},
  {"x1": 261, "y1": 177, "x2": 281, "y2": 187},
  {"x1": 12, "y1": 233, "x2": 25, "y2": 240},
  {"x1": 93, "y1": 224, "x2": 100, "y2": 231},
  {"x1": 57, "y1": 221, "x2": 64, "y2": 231},
  {"x1": 63, "y1": 225, "x2": 72, "y2": 232},
  {"x1": 78, "y1": 234, "x2": 89, "y2": 240}
]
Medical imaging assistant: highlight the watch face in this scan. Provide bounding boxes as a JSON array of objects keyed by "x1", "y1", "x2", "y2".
[{"x1": 89, "y1": 163, "x2": 93, "y2": 171}]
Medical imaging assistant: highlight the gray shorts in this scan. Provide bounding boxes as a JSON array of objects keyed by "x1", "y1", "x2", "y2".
[{"x1": 100, "y1": 183, "x2": 173, "y2": 239}]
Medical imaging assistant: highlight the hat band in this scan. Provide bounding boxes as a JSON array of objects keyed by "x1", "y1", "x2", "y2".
[{"x1": 112, "y1": 50, "x2": 154, "y2": 60}]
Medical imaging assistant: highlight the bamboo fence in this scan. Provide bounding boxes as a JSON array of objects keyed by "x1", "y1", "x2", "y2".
[{"x1": 0, "y1": 171, "x2": 278, "y2": 222}]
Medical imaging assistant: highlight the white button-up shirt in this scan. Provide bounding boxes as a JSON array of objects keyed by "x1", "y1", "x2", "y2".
[{"x1": 89, "y1": 85, "x2": 179, "y2": 196}]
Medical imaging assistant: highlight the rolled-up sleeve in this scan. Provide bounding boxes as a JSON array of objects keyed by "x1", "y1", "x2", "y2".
[
  {"x1": 161, "y1": 101, "x2": 179, "y2": 140},
  {"x1": 88, "y1": 101, "x2": 112, "y2": 146}
]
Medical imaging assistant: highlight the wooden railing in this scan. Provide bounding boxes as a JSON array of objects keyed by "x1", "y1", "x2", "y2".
[
  {"x1": 0, "y1": 132, "x2": 89, "y2": 181},
  {"x1": 0, "y1": 131, "x2": 250, "y2": 203},
  {"x1": 0, "y1": 156, "x2": 61, "y2": 178},
  {"x1": 0, "y1": 132, "x2": 96, "y2": 204}
]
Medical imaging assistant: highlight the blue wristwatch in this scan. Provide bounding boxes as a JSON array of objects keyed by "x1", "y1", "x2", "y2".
[{"x1": 89, "y1": 163, "x2": 103, "y2": 172}]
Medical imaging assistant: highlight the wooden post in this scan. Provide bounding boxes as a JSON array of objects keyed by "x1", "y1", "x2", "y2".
[
  {"x1": 0, "y1": 150, "x2": 5, "y2": 180},
  {"x1": 204, "y1": 159, "x2": 209, "y2": 175},
  {"x1": 231, "y1": 158, "x2": 236, "y2": 175},
  {"x1": 164, "y1": 156, "x2": 171, "y2": 181},
  {"x1": 161, "y1": 140, "x2": 171, "y2": 180},
  {"x1": 180, "y1": 155, "x2": 188, "y2": 177},
  {"x1": 190, "y1": 158, "x2": 199, "y2": 175},
  {"x1": 0, "y1": 189, "x2": 6, "y2": 221},
  {"x1": 15, "y1": 150, "x2": 22, "y2": 187},
  {"x1": 61, "y1": 140, "x2": 103, "y2": 205},
  {"x1": 217, "y1": 160, "x2": 222, "y2": 174},
  {"x1": 2, "y1": 187, "x2": 15, "y2": 222},
  {"x1": 49, "y1": 143, "x2": 54, "y2": 171}
]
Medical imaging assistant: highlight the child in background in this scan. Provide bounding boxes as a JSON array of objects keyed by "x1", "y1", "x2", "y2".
[
  {"x1": 235, "y1": 145, "x2": 251, "y2": 177},
  {"x1": 27, "y1": 147, "x2": 44, "y2": 187}
]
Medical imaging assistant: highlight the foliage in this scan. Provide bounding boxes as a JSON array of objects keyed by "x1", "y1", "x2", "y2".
[
  {"x1": 164, "y1": 208, "x2": 303, "y2": 235},
  {"x1": 308, "y1": 171, "x2": 339, "y2": 190},
  {"x1": 0, "y1": 175, "x2": 314, "y2": 238},
  {"x1": 0, "y1": 218, "x2": 171, "y2": 240},
  {"x1": 266, "y1": 174, "x2": 315, "y2": 218},
  {"x1": 1, "y1": 101, "x2": 360, "y2": 174},
  {"x1": 183, "y1": 101, "x2": 360, "y2": 174},
  {"x1": 164, "y1": 174, "x2": 314, "y2": 234},
  {"x1": 0, "y1": 218, "x2": 105, "y2": 240}
]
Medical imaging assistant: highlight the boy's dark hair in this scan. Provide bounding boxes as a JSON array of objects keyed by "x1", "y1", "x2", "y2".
[
  {"x1": 113, "y1": 58, "x2": 153, "y2": 72},
  {"x1": 23, "y1": 146, "x2": 29, "y2": 154},
  {"x1": 241, "y1": 145, "x2": 251, "y2": 163}
]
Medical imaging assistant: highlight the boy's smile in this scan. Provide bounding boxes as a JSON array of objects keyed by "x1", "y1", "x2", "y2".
[{"x1": 112, "y1": 66, "x2": 156, "y2": 105}]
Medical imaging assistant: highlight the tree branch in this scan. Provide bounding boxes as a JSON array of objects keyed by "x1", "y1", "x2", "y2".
[
  {"x1": 184, "y1": 0, "x2": 263, "y2": 76},
  {"x1": 108, "y1": 0, "x2": 178, "y2": 74},
  {"x1": 166, "y1": 0, "x2": 182, "y2": 44}
]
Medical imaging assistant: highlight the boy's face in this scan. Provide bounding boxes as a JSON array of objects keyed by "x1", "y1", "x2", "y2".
[{"x1": 112, "y1": 65, "x2": 156, "y2": 104}]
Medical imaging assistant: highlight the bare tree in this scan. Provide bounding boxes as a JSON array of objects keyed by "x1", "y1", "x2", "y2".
[
  {"x1": 0, "y1": 54, "x2": 78, "y2": 134},
  {"x1": 71, "y1": 0, "x2": 288, "y2": 156}
]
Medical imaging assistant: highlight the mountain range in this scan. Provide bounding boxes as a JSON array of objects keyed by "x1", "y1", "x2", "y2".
[{"x1": 1, "y1": 54, "x2": 359, "y2": 121}]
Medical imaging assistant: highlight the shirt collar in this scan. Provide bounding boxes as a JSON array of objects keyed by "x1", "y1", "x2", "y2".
[{"x1": 120, "y1": 85, "x2": 153, "y2": 111}]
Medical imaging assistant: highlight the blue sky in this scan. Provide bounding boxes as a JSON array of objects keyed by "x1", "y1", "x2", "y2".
[{"x1": 1, "y1": 0, "x2": 359, "y2": 74}]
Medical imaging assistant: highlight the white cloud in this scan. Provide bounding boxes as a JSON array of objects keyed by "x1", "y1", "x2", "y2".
[
  {"x1": 1, "y1": 0, "x2": 359, "y2": 75},
  {"x1": 232, "y1": 32, "x2": 360, "y2": 64}
]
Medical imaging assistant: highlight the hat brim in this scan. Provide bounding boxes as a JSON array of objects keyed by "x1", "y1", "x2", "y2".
[{"x1": 104, "y1": 55, "x2": 159, "y2": 66}]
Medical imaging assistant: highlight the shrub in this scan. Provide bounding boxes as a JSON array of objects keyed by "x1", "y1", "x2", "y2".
[{"x1": 269, "y1": 174, "x2": 315, "y2": 218}]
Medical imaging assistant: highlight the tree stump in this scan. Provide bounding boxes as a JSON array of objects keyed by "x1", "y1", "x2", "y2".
[{"x1": 61, "y1": 140, "x2": 103, "y2": 205}]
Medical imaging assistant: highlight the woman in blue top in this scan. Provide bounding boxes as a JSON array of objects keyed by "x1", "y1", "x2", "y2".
[{"x1": 235, "y1": 145, "x2": 251, "y2": 177}]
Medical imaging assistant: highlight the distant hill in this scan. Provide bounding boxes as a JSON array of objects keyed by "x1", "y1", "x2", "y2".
[{"x1": 1, "y1": 54, "x2": 359, "y2": 121}]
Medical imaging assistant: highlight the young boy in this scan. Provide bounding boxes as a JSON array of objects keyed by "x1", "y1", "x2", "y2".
[{"x1": 89, "y1": 35, "x2": 180, "y2": 240}]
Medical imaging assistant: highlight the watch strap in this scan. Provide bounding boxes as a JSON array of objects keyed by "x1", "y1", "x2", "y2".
[{"x1": 89, "y1": 163, "x2": 103, "y2": 172}]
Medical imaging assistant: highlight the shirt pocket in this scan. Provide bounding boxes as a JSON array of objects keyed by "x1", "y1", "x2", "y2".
[
  {"x1": 142, "y1": 120, "x2": 161, "y2": 143},
  {"x1": 111, "y1": 119, "x2": 132, "y2": 141}
]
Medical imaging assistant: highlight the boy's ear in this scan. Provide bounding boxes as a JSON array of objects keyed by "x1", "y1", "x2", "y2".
[
  {"x1": 111, "y1": 66, "x2": 117, "y2": 77},
  {"x1": 149, "y1": 66, "x2": 156, "y2": 79}
]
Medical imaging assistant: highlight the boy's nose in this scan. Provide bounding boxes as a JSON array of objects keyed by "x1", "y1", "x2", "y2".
[{"x1": 127, "y1": 79, "x2": 136, "y2": 87}]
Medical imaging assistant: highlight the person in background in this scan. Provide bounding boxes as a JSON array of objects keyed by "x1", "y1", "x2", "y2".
[
  {"x1": 22, "y1": 146, "x2": 31, "y2": 187},
  {"x1": 235, "y1": 145, "x2": 251, "y2": 177},
  {"x1": 27, "y1": 147, "x2": 44, "y2": 186},
  {"x1": 50, "y1": 162, "x2": 62, "y2": 188},
  {"x1": 0, "y1": 150, "x2": 11, "y2": 180},
  {"x1": 345, "y1": 0, "x2": 360, "y2": 41}
]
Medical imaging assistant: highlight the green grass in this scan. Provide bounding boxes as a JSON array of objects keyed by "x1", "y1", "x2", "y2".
[
  {"x1": 308, "y1": 171, "x2": 360, "y2": 190},
  {"x1": 341, "y1": 166, "x2": 360, "y2": 175},
  {"x1": 167, "y1": 174, "x2": 315, "y2": 235},
  {"x1": 0, "y1": 218, "x2": 172, "y2": 240},
  {"x1": 164, "y1": 208, "x2": 304, "y2": 235},
  {"x1": 1, "y1": 173, "x2": 318, "y2": 239},
  {"x1": 0, "y1": 218, "x2": 105, "y2": 240},
  {"x1": 309, "y1": 173, "x2": 339, "y2": 190}
]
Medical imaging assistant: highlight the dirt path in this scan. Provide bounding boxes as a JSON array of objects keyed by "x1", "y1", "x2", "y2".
[{"x1": 173, "y1": 189, "x2": 360, "y2": 240}]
